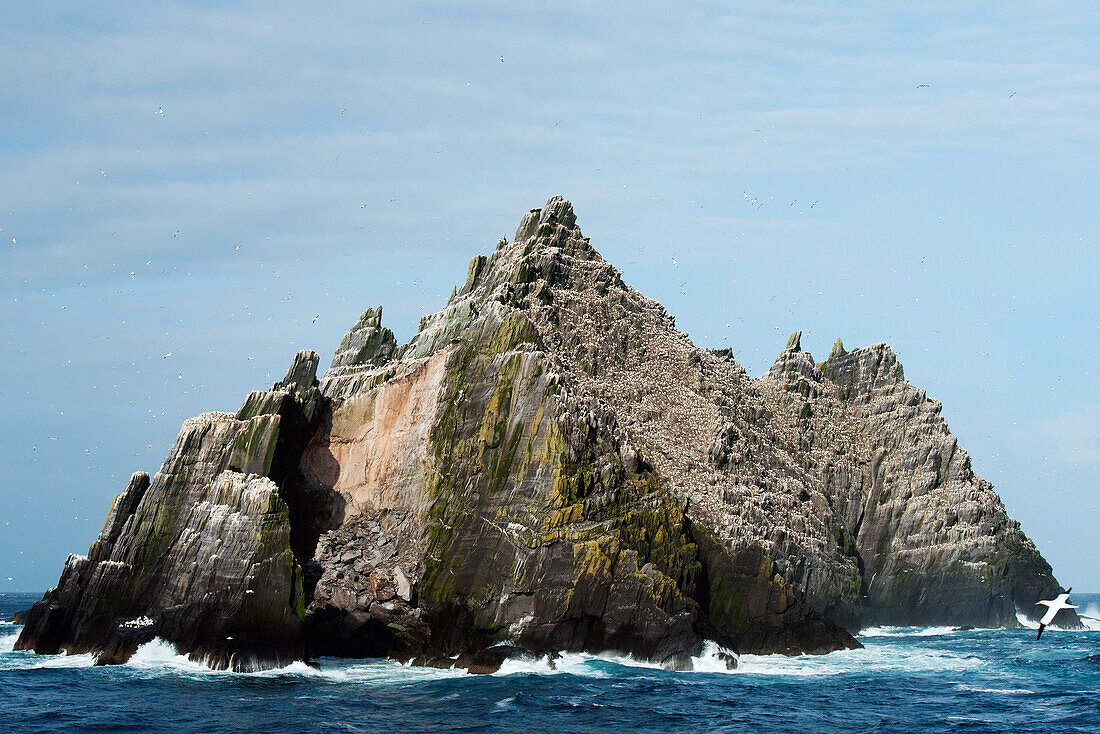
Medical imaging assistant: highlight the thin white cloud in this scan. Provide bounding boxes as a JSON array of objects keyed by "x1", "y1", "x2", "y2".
[{"x1": 1041, "y1": 407, "x2": 1100, "y2": 466}]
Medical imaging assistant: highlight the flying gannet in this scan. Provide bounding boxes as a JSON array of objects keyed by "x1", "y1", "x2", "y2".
[{"x1": 1035, "y1": 588, "x2": 1077, "y2": 640}]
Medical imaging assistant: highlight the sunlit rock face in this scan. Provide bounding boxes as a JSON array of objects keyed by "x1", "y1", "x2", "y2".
[{"x1": 17, "y1": 196, "x2": 1074, "y2": 672}]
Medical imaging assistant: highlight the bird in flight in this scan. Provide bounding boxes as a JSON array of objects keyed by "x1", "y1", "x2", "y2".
[
  {"x1": 916, "y1": 84, "x2": 930, "y2": 89},
  {"x1": 500, "y1": 54, "x2": 504, "y2": 63},
  {"x1": 1035, "y1": 588, "x2": 1078, "y2": 639},
  {"x1": 155, "y1": 107, "x2": 165, "y2": 116}
]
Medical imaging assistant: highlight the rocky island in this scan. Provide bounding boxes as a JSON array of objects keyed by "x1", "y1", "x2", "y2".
[{"x1": 16, "y1": 197, "x2": 1079, "y2": 672}]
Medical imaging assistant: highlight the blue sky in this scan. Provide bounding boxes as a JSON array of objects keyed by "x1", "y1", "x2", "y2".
[{"x1": 1, "y1": 1, "x2": 1097, "y2": 591}]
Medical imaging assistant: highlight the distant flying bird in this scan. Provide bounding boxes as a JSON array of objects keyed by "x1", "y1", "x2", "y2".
[
  {"x1": 163, "y1": 352, "x2": 173, "y2": 359},
  {"x1": 916, "y1": 84, "x2": 930, "y2": 88},
  {"x1": 312, "y1": 315, "x2": 319, "y2": 323},
  {"x1": 1035, "y1": 588, "x2": 1078, "y2": 639},
  {"x1": 500, "y1": 54, "x2": 504, "y2": 62},
  {"x1": 173, "y1": 230, "x2": 180, "y2": 238},
  {"x1": 155, "y1": 107, "x2": 165, "y2": 116},
  {"x1": 1008, "y1": 91, "x2": 1017, "y2": 98}
]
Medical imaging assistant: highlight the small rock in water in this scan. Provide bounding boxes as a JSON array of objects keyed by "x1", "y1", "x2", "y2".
[{"x1": 716, "y1": 650, "x2": 738, "y2": 670}]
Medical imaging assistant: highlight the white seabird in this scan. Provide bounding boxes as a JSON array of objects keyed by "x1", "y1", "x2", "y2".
[{"x1": 1035, "y1": 588, "x2": 1077, "y2": 640}]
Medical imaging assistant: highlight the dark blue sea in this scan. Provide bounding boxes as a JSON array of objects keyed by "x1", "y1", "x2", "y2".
[{"x1": 2, "y1": 592, "x2": 1098, "y2": 733}]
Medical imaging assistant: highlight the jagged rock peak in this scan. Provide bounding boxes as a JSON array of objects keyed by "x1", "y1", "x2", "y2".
[
  {"x1": 449, "y1": 195, "x2": 622, "y2": 306},
  {"x1": 539, "y1": 194, "x2": 577, "y2": 228},
  {"x1": 822, "y1": 342, "x2": 905, "y2": 396},
  {"x1": 514, "y1": 195, "x2": 577, "y2": 242},
  {"x1": 828, "y1": 338, "x2": 847, "y2": 361},
  {"x1": 277, "y1": 350, "x2": 320, "y2": 392},
  {"x1": 768, "y1": 330, "x2": 817, "y2": 382},
  {"x1": 329, "y1": 306, "x2": 398, "y2": 370}
]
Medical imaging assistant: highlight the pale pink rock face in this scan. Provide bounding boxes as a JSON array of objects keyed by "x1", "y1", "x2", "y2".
[{"x1": 304, "y1": 350, "x2": 449, "y2": 517}]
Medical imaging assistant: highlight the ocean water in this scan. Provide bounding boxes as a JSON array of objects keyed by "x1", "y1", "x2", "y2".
[{"x1": 2, "y1": 592, "x2": 1098, "y2": 733}]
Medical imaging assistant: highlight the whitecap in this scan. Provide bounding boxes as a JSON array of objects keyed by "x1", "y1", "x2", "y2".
[
  {"x1": 956, "y1": 684, "x2": 1034, "y2": 695},
  {"x1": 27, "y1": 652, "x2": 97, "y2": 669},
  {"x1": 124, "y1": 639, "x2": 467, "y2": 683},
  {"x1": 858, "y1": 625, "x2": 958, "y2": 638},
  {"x1": 126, "y1": 638, "x2": 211, "y2": 674},
  {"x1": 493, "y1": 650, "x2": 657, "y2": 677},
  {"x1": 491, "y1": 695, "x2": 516, "y2": 712},
  {"x1": 1080, "y1": 605, "x2": 1100, "y2": 631},
  {"x1": 1015, "y1": 611, "x2": 1040, "y2": 629},
  {"x1": 1015, "y1": 609, "x2": 1089, "y2": 632},
  {"x1": 690, "y1": 640, "x2": 741, "y2": 674},
  {"x1": 733, "y1": 641, "x2": 984, "y2": 677}
]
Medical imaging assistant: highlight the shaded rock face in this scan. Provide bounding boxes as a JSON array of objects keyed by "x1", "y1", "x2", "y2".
[
  {"x1": 16, "y1": 355, "x2": 322, "y2": 671},
  {"x1": 18, "y1": 196, "x2": 1073, "y2": 672}
]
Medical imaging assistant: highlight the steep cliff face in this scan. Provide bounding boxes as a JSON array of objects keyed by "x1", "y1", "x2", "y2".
[
  {"x1": 762, "y1": 335, "x2": 1069, "y2": 626},
  {"x1": 16, "y1": 353, "x2": 322, "y2": 670},
  {"x1": 17, "y1": 196, "x2": 1075, "y2": 671}
]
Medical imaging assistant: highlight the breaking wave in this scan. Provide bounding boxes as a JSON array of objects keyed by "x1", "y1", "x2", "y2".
[
  {"x1": 858, "y1": 625, "x2": 959, "y2": 638},
  {"x1": 0, "y1": 622, "x2": 1095, "y2": 684},
  {"x1": 0, "y1": 632, "x2": 982, "y2": 680},
  {"x1": 0, "y1": 627, "x2": 18, "y2": 653}
]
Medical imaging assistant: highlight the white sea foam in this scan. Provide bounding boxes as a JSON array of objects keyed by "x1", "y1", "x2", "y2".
[
  {"x1": 493, "y1": 643, "x2": 742, "y2": 677},
  {"x1": 1014, "y1": 610, "x2": 1088, "y2": 632},
  {"x1": 27, "y1": 652, "x2": 97, "y2": 669},
  {"x1": 1080, "y1": 605, "x2": 1100, "y2": 631},
  {"x1": 956, "y1": 684, "x2": 1034, "y2": 695},
  {"x1": 1, "y1": 630, "x2": 1017, "y2": 681},
  {"x1": 691, "y1": 640, "x2": 742, "y2": 674},
  {"x1": 494, "y1": 650, "x2": 650, "y2": 677},
  {"x1": 124, "y1": 638, "x2": 470, "y2": 684},
  {"x1": 858, "y1": 625, "x2": 958, "y2": 638},
  {"x1": 734, "y1": 642, "x2": 984, "y2": 677},
  {"x1": 0, "y1": 627, "x2": 100, "y2": 670},
  {"x1": 491, "y1": 636, "x2": 986, "y2": 678},
  {"x1": 126, "y1": 638, "x2": 208, "y2": 673},
  {"x1": 1016, "y1": 610, "x2": 1040, "y2": 629}
]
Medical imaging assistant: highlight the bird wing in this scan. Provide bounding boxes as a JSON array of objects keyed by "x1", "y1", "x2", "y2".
[{"x1": 1040, "y1": 607, "x2": 1060, "y2": 626}]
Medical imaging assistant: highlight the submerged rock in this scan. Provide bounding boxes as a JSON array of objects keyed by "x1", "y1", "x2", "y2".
[{"x1": 17, "y1": 196, "x2": 1074, "y2": 671}]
